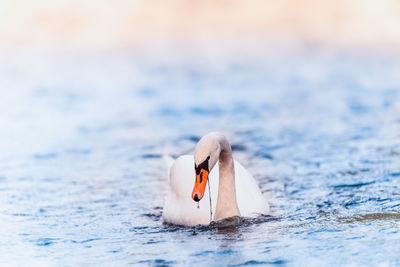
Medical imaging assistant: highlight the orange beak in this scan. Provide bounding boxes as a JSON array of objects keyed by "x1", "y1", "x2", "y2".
[{"x1": 192, "y1": 169, "x2": 209, "y2": 202}]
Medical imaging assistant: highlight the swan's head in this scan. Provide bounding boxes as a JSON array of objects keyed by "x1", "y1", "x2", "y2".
[{"x1": 192, "y1": 134, "x2": 220, "y2": 202}]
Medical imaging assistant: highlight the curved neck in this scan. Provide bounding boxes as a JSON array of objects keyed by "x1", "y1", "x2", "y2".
[{"x1": 214, "y1": 135, "x2": 240, "y2": 221}]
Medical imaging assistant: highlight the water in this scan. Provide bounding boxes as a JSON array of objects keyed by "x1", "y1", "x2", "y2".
[{"x1": 1, "y1": 48, "x2": 400, "y2": 266}]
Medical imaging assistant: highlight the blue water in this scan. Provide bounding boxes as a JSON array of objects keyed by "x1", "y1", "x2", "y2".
[{"x1": 1, "y1": 49, "x2": 400, "y2": 266}]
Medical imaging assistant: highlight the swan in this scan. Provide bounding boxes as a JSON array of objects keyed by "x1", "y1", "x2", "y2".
[{"x1": 162, "y1": 132, "x2": 269, "y2": 226}]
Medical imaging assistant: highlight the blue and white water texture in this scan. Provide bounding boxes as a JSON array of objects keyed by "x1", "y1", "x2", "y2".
[{"x1": 1, "y1": 49, "x2": 400, "y2": 266}]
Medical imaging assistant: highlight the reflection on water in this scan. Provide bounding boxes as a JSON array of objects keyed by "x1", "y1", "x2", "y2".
[{"x1": 0, "y1": 48, "x2": 400, "y2": 266}]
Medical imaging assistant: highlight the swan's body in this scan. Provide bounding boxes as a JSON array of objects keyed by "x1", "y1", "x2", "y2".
[{"x1": 162, "y1": 132, "x2": 269, "y2": 226}]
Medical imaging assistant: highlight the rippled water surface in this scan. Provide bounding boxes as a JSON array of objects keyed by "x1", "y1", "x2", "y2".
[{"x1": 1, "y1": 49, "x2": 400, "y2": 266}]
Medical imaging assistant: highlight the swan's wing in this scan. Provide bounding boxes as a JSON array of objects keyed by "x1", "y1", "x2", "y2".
[
  {"x1": 163, "y1": 155, "x2": 175, "y2": 181},
  {"x1": 234, "y1": 160, "x2": 270, "y2": 216}
]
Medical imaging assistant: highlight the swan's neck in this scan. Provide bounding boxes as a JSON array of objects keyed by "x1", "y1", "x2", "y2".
[{"x1": 214, "y1": 136, "x2": 240, "y2": 221}]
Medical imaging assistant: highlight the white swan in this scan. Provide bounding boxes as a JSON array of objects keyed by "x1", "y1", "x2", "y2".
[{"x1": 162, "y1": 132, "x2": 269, "y2": 226}]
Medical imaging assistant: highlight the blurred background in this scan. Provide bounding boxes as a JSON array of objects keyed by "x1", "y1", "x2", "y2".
[
  {"x1": 1, "y1": 0, "x2": 400, "y2": 155},
  {"x1": 1, "y1": 1, "x2": 400, "y2": 266},
  {"x1": 2, "y1": 0, "x2": 400, "y2": 55}
]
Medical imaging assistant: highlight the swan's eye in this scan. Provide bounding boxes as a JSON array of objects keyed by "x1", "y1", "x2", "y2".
[
  {"x1": 195, "y1": 165, "x2": 200, "y2": 175},
  {"x1": 195, "y1": 157, "x2": 210, "y2": 175}
]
